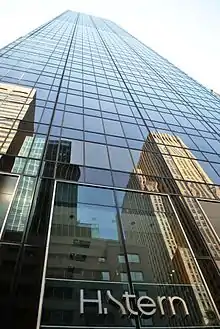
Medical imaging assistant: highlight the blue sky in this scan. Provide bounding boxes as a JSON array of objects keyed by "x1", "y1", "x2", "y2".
[{"x1": 1, "y1": 0, "x2": 220, "y2": 93}]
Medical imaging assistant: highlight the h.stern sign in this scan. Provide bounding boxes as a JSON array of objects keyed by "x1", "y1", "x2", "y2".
[{"x1": 80, "y1": 289, "x2": 190, "y2": 318}]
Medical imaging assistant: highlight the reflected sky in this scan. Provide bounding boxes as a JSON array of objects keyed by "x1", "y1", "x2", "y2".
[{"x1": 77, "y1": 204, "x2": 118, "y2": 241}]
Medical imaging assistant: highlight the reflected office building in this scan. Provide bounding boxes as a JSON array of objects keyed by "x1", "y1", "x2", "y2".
[
  {"x1": 0, "y1": 83, "x2": 37, "y2": 239},
  {"x1": 123, "y1": 132, "x2": 220, "y2": 325},
  {"x1": 0, "y1": 11, "x2": 220, "y2": 329},
  {"x1": 133, "y1": 132, "x2": 220, "y2": 311}
]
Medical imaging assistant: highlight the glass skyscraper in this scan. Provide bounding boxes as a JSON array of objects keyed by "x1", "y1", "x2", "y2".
[{"x1": 0, "y1": 10, "x2": 220, "y2": 329}]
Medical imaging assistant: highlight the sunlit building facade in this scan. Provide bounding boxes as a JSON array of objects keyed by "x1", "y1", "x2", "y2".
[{"x1": 0, "y1": 10, "x2": 220, "y2": 329}]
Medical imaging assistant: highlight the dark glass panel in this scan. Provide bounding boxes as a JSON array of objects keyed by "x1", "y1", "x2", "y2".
[
  {"x1": 0, "y1": 174, "x2": 18, "y2": 229},
  {"x1": 85, "y1": 167, "x2": 113, "y2": 186},
  {"x1": 41, "y1": 280, "x2": 133, "y2": 327},
  {"x1": 46, "y1": 183, "x2": 127, "y2": 282}
]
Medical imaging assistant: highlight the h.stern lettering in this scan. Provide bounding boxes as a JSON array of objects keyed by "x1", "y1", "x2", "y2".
[{"x1": 80, "y1": 289, "x2": 190, "y2": 318}]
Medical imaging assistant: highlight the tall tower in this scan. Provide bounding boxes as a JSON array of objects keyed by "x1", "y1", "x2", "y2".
[{"x1": 0, "y1": 10, "x2": 220, "y2": 329}]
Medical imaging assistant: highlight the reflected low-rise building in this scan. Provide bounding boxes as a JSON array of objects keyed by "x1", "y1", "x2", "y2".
[{"x1": 0, "y1": 10, "x2": 220, "y2": 329}]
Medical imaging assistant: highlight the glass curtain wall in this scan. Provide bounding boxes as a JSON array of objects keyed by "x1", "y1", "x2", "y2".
[{"x1": 0, "y1": 10, "x2": 219, "y2": 329}]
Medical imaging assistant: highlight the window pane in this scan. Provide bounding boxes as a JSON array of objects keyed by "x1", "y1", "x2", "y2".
[
  {"x1": 103, "y1": 119, "x2": 124, "y2": 136},
  {"x1": 84, "y1": 116, "x2": 104, "y2": 133},
  {"x1": 199, "y1": 200, "x2": 220, "y2": 243},
  {"x1": 77, "y1": 185, "x2": 115, "y2": 206},
  {"x1": 46, "y1": 183, "x2": 128, "y2": 283},
  {"x1": 85, "y1": 142, "x2": 110, "y2": 169},
  {"x1": 122, "y1": 122, "x2": 143, "y2": 140},
  {"x1": 63, "y1": 112, "x2": 83, "y2": 129},
  {"x1": 108, "y1": 146, "x2": 133, "y2": 171}
]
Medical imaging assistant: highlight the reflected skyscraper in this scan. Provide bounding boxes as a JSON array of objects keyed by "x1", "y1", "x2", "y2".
[
  {"x1": 135, "y1": 132, "x2": 220, "y2": 252},
  {"x1": 0, "y1": 83, "x2": 37, "y2": 237},
  {"x1": 121, "y1": 173, "x2": 214, "y2": 325},
  {"x1": 133, "y1": 131, "x2": 220, "y2": 311},
  {"x1": 0, "y1": 10, "x2": 220, "y2": 329},
  {"x1": 0, "y1": 83, "x2": 36, "y2": 171}
]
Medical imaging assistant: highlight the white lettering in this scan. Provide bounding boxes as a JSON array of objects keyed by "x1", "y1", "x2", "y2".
[
  {"x1": 123, "y1": 291, "x2": 138, "y2": 316},
  {"x1": 80, "y1": 289, "x2": 103, "y2": 314},
  {"x1": 106, "y1": 290, "x2": 127, "y2": 315},
  {"x1": 157, "y1": 296, "x2": 166, "y2": 316},
  {"x1": 167, "y1": 296, "x2": 190, "y2": 317},
  {"x1": 79, "y1": 289, "x2": 190, "y2": 318},
  {"x1": 137, "y1": 296, "x2": 156, "y2": 316}
]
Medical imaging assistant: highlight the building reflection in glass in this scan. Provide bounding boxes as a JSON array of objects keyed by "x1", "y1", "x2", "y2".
[
  {"x1": 118, "y1": 189, "x2": 217, "y2": 325},
  {"x1": 128, "y1": 131, "x2": 220, "y2": 320},
  {"x1": 0, "y1": 83, "x2": 36, "y2": 162},
  {"x1": 132, "y1": 132, "x2": 220, "y2": 264},
  {"x1": 0, "y1": 83, "x2": 38, "y2": 241},
  {"x1": 0, "y1": 81, "x2": 81, "y2": 238},
  {"x1": 1, "y1": 81, "x2": 220, "y2": 328},
  {"x1": 38, "y1": 182, "x2": 220, "y2": 327},
  {"x1": 0, "y1": 174, "x2": 18, "y2": 230},
  {"x1": 42, "y1": 280, "x2": 135, "y2": 327},
  {"x1": 46, "y1": 183, "x2": 126, "y2": 282}
]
